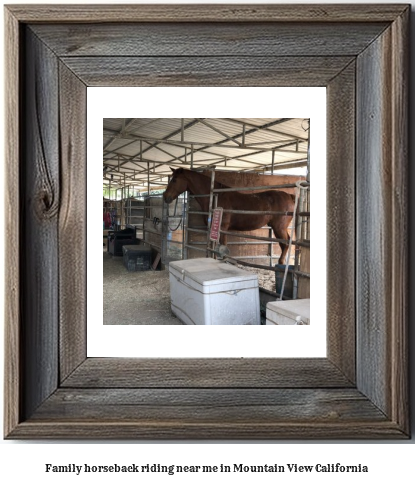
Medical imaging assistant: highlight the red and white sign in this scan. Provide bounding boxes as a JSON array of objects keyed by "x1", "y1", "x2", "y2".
[{"x1": 210, "y1": 207, "x2": 223, "y2": 242}]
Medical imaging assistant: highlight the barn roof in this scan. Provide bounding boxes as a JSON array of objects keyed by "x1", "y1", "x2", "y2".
[{"x1": 103, "y1": 118, "x2": 309, "y2": 193}]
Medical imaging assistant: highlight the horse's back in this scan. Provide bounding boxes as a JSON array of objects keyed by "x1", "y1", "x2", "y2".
[{"x1": 221, "y1": 189, "x2": 293, "y2": 212}]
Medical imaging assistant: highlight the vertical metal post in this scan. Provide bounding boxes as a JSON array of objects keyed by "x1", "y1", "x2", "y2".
[
  {"x1": 296, "y1": 186, "x2": 305, "y2": 243},
  {"x1": 123, "y1": 174, "x2": 126, "y2": 228},
  {"x1": 293, "y1": 258, "x2": 299, "y2": 299},
  {"x1": 267, "y1": 150, "x2": 276, "y2": 266},
  {"x1": 184, "y1": 191, "x2": 189, "y2": 260},
  {"x1": 294, "y1": 183, "x2": 309, "y2": 300},
  {"x1": 146, "y1": 170, "x2": 151, "y2": 243},
  {"x1": 191, "y1": 144, "x2": 194, "y2": 169},
  {"x1": 293, "y1": 186, "x2": 301, "y2": 300},
  {"x1": 181, "y1": 118, "x2": 184, "y2": 142},
  {"x1": 213, "y1": 191, "x2": 219, "y2": 259},
  {"x1": 142, "y1": 192, "x2": 145, "y2": 243},
  {"x1": 307, "y1": 120, "x2": 311, "y2": 183},
  {"x1": 269, "y1": 228, "x2": 273, "y2": 268},
  {"x1": 126, "y1": 186, "x2": 129, "y2": 228},
  {"x1": 161, "y1": 198, "x2": 168, "y2": 266},
  {"x1": 306, "y1": 190, "x2": 309, "y2": 240},
  {"x1": 206, "y1": 167, "x2": 216, "y2": 257}
]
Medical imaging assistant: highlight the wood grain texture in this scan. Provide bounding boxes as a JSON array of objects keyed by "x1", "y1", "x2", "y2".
[
  {"x1": 61, "y1": 56, "x2": 354, "y2": 87},
  {"x1": 4, "y1": 6, "x2": 21, "y2": 438},
  {"x1": 32, "y1": 388, "x2": 386, "y2": 423},
  {"x1": 6, "y1": 4, "x2": 409, "y2": 23},
  {"x1": 326, "y1": 62, "x2": 356, "y2": 383},
  {"x1": 21, "y1": 28, "x2": 60, "y2": 420},
  {"x1": 356, "y1": 9, "x2": 409, "y2": 426},
  {"x1": 31, "y1": 22, "x2": 388, "y2": 57},
  {"x1": 3, "y1": 4, "x2": 410, "y2": 440},
  {"x1": 389, "y1": 6, "x2": 409, "y2": 435},
  {"x1": 7, "y1": 421, "x2": 406, "y2": 441},
  {"x1": 58, "y1": 63, "x2": 87, "y2": 381},
  {"x1": 357, "y1": 30, "x2": 388, "y2": 413},
  {"x1": 62, "y1": 358, "x2": 352, "y2": 388}
]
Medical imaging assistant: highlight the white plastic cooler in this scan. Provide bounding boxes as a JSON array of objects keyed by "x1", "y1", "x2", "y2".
[
  {"x1": 168, "y1": 258, "x2": 260, "y2": 325},
  {"x1": 266, "y1": 299, "x2": 310, "y2": 325}
]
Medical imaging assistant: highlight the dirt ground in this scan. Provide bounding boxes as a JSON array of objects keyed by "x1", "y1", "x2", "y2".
[
  {"x1": 236, "y1": 264, "x2": 276, "y2": 292},
  {"x1": 103, "y1": 251, "x2": 183, "y2": 325},
  {"x1": 103, "y1": 247, "x2": 279, "y2": 325}
]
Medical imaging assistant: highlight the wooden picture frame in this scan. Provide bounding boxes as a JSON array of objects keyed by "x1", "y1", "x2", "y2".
[{"x1": 4, "y1": 4, "x2": 409, "y2": 439}]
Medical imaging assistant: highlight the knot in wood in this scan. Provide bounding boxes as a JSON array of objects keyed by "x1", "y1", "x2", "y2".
[{"x1": 36, "y1": 188, "x2": 59, "y2": 219}]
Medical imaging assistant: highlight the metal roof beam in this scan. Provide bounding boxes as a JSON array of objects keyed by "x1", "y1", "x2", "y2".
[
  {"x1": 102, "y1": 118, "x2": 309, "y2": 185},
  {"x1": 225, "y1": 118, "x2": 309, "y2": 142},
  {"x1": 103, "y1": 118, "x2": 203, "y2": 173},
  {"x1": 194, "y1": 118, "x2": 241, "y2": 146},
  {"x1": 105, "y1": 134, "x2": 305, "y2": 152}
]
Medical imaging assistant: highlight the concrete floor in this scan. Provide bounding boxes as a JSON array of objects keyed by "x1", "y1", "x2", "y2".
[{"x1": 103, "y1": 251, "x2": 183, "y2": 325}]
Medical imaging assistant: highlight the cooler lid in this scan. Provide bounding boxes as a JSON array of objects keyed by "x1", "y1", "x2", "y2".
[
  {"x1": 169, "y1": 258, "x2": 257, "y2": 287},
  {"x1": 266, "y1": 299, "x2": 310, "y2": 323}
]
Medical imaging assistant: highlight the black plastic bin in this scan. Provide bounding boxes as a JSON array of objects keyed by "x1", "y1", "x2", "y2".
[
  {"x1": 123, "y1": 244, "x2": 152, "y2": 272},
  {"x1": 107, "y1": 228, "x2": 136, "y2": 256}
]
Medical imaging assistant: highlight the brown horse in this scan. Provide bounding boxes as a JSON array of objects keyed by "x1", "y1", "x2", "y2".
[{"x1": 163, "y1": 167, "x2": 295, "y2": 264}]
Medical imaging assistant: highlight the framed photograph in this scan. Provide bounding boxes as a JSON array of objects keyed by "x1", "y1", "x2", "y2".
[
  {"x1": 93, "y1": 94, "x2": 326, "y2": 356},
  {"x1": 4, "y1": 4, "x2": 409, "y2": 439}
]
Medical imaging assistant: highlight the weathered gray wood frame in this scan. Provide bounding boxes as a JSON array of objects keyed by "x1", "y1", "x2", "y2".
[{"x1": 4, "y1": 4, "x2": 409, "y2": 439}]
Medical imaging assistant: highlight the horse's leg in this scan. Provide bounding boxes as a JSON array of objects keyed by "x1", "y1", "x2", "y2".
[{"x1": 270, "y1": 217, "x2": 292, "y2": 265}]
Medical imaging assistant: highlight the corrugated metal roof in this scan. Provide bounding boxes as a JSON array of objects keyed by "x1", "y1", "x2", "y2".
[{"x1": 103, "y1": 118, "x2": 309, "y2": 192}]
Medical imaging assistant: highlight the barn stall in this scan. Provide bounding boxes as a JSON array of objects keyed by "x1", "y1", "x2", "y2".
[{"x1": 103, "y1": 118, "x2": 310, "y2": 325}]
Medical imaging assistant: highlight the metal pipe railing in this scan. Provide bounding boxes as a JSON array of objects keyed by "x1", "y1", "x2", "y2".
[
  {"x1": 219, "y1": 229, "x2": 310, "y2": 248},
  {"x1": 166, "y1": 238, "x2": 184, "y2": 245},
  {"x1": 213, "y1": 182, "x2": 303, "y2": 193},
  {"x1": 181, "y1": 171, "x2": 311, "y2": 296},
  {"x1": 186, "y1": 181, "x2": 307, "y2": 198},
  {"x1": 142, "y1": 228, "x2": 162, "y2": 236},
  {"x1": 221, "y1": 209, "x2": 294, "y2": 216}
]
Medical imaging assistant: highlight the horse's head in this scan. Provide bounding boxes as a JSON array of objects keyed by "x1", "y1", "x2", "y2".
[{"x1": 163, "y1": 167, "x2": 188, "y2": 204}]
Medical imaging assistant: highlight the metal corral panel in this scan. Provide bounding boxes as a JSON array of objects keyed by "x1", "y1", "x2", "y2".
[{"x1": 187, "y1": 172, "x2": 303, "y2": 263}]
